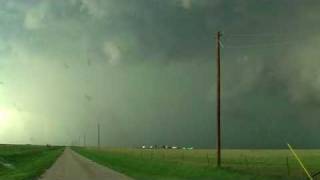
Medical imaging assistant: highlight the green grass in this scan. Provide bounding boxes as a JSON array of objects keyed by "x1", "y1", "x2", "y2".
[
  {"x1": 0, "y1": 144, "x2": 64, "y2": 180},
  {"x1": 73, "y1": 147, "x2": 311, "y2": 180}
]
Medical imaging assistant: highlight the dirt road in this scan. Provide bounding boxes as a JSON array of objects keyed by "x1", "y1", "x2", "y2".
[{"x1": 39, "y1": 148, "x2": 134, "y2": 180}]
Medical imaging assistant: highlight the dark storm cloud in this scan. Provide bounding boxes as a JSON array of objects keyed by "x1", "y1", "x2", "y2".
[{"x1": 1, "y1": 0, "x2": 320, "y2": 148}]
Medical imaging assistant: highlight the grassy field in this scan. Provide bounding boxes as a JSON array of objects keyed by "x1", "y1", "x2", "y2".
[
  {"x1": 73, "y1": 147, "x2": 320, "y2": 180},
  {"x1": 0, "y1": 144, "x2": 64, "y2": 180}
]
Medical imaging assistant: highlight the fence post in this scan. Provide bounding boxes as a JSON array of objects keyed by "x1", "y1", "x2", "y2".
[
  {"x1": 286, "y1": 156, "x2": 290, "y2": 176},
  {"x1": 163, "y1": 150, "x2": 166, "y2": 160},
  {"x1": 151, "y1": 150, "x2": 154, "y2": 160},
  {"x1": 182, "y1": 151, "x2": 185, "y2": 161},
  {"x1": 244, "y1": 155, "x2": 249, "y2": 169}
]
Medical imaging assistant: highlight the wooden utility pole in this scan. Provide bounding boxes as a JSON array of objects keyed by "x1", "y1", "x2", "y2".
[
  {"x1": 97, "y1": 123, "x2": 101, "y2": 149},
  {"x1": 83, "y1": 134, "x2": 86, "y2": 147},
  {"x1": 216, "y1": 31, "x2": 222, "y2": 167}
]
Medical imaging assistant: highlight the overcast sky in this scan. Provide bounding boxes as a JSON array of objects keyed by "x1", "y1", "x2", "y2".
[{"x1": 0, "y1": 0, "x2": 320, "y2": 148}]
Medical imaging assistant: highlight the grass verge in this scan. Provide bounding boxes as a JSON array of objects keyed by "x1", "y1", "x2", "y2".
[
  {"x1": 73, "y1": 147, "x2": 283, "y2": 180},
  {"x1": 0, "y1": 145, "x2": 64, "y2": 180}
]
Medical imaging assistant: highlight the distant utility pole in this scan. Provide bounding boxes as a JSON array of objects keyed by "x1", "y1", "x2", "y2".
[
  {"x1": 83, "y1": 134, "x2": 86, "y2": 147},
  {"x1": 97, "y1": 123, "x2": 101, "y2": 149},
  {"x1": 216, "y1": 31, "x2": 222, "y2": 168}
]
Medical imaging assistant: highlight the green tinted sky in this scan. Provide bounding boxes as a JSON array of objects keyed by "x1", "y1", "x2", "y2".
[{"x1": 0, "y1": 0, "x2": 320, "y2": 148}]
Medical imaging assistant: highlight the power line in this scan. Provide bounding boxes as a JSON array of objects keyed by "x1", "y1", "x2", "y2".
[
  {"x1": 223, "y1": 39, "x2": 302, "y2": 49},
  {"x1": 225, "y1": 29, "x2": 320, "y2": 38},
  {"x1": 221, "y1": 32, "x2": 304, "y2": 49},
  {"x1": 226, "y1": 33, "x2": 288, "y2": 37}
]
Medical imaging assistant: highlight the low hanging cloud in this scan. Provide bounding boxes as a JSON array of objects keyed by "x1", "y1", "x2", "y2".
[
  {"x1": 24, "y1": 1, "x2": 50, "y2": 30},
  {"x1": 80, "y1": 0, "x2": 105, "y2": 18},
  {"x1": 180, "y1": 0, "x2": 192, "y2": 9},
  {"x1": 103, "y1": 42, "x2": 121, "y2": 65},
  {"x1": 207, "y1": 55, "x2": 264, "y2": 102},
  {"x1": 281, "y1": 35, "x2": 320, "y2": 104}
]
